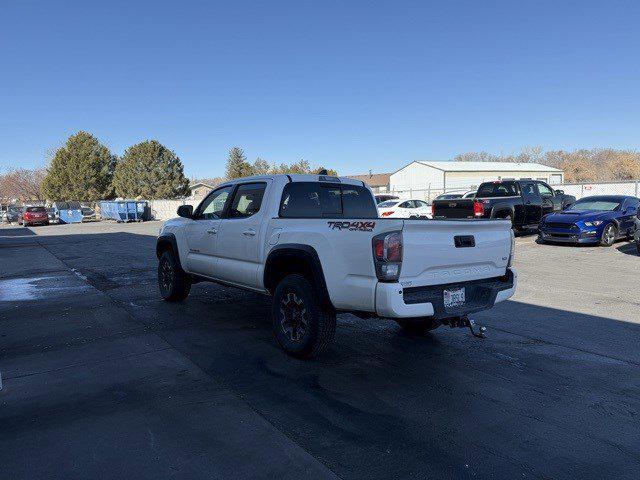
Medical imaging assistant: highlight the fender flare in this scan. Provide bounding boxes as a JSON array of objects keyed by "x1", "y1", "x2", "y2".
[
  {"x1": 489, "y1": 203, "x2": 515, "y2": 220},
  {"x1": 156, "y1": 233, "x2": 184, "y2": 270},
  {"x1": 263, "y1": 244, "x2": 333, "y2": 309}
]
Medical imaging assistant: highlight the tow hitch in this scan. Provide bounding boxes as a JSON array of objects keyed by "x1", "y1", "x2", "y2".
[{"x1": 442, "y1": 315, "x2": 486, "y2": 339}]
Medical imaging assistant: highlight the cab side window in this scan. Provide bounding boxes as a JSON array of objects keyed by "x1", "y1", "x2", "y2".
[
  {"x1": 536, "y1": 182, "x2": 554, "y2": 197},
  {"x1": 521, "y1": 183, "x2": 536, "y2": 197},
  {"x1": 228, "y1": 183, "x2": 266, "y2": 219},
  {"x1": 195, "y1": 185, "x2": 234, "y2": 220}
]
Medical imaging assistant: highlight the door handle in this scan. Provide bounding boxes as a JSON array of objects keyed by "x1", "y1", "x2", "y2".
[
  {"x1": 242, "y1": 229, "x2": 256, "y2": 236},
  {"x1": 525, "y1": 201, "x2": 531, "y2": 205},
  {"x1": 206, "y1": 228, "x2": 217, "y2": 235}
]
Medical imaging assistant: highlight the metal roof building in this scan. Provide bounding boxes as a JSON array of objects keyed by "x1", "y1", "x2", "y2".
[{"x1": 390, "y1": 161, "x2": 564, "y2": 191}]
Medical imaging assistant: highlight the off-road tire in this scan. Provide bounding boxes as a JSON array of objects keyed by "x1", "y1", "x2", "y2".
[
  {"x1": 600, "y1": 223, "x2": 617, "y2": 247},
  {"x1": 158, "y1": 250, "x2": 191, "y2": 302},
  {"x1": 395, "y1": 317, "x2": 442, "y2": 334},
  {"x1": 272, "y1": 274, "x2": 336, "y2": 359}
]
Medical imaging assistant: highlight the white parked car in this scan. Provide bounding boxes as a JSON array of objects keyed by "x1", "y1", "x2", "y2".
[
  {"x1": 377, "y1": 199, "x2": 432, "y2": 218},
  {"x1": 434, "y1": 191, "x2": 476, "y2": 200}
]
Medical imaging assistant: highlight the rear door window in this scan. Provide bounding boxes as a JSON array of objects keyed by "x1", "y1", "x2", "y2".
[
  {"x1": 228, "y1": 183, "x2": 266, "y2": 219},
  {"x1": 279, "y1": 182, "x2": 377, "y2": 218}
]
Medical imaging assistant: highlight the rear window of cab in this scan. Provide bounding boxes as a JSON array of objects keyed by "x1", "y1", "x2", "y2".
[
  {"x1": 476, "y1": 182, "x2": 520, "y2": 198},
  {"x1": 279, "y1": 182, "x2": 377, "y2": 218}
]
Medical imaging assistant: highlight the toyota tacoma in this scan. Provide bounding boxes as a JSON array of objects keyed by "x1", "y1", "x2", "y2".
[{"x1": 157, "y1": 174, "x2": 517, "y2": 358}]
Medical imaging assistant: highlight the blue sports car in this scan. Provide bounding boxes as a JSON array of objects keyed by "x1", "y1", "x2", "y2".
[{"x1": 538, "y1": 195, "x2": 640, "y2": 246}]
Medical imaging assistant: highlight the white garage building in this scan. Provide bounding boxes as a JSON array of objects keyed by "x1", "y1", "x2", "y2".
[{"x1": 390, "y1": 161, "x2": 564, "y2": 193}]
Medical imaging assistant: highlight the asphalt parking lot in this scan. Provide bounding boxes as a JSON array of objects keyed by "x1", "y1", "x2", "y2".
[{"x1": 1, "y1": 221, "x2": 639, "y2": 480}]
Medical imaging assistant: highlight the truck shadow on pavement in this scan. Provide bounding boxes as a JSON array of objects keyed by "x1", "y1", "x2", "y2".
[{"x1": 1, "y1": 227, "x2": 639, "y2": 480}]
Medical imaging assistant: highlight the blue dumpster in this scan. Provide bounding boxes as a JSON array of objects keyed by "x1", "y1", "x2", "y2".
[{"x1": 53, "y1": 201, "x2": 83, "y2": 224}]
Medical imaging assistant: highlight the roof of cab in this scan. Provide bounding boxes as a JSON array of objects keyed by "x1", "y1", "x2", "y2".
[{"x1": 218, "y1": 174, "x2": 364, "y2": 187}]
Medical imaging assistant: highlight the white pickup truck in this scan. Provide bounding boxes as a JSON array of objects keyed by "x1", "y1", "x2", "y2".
[{"x1": 156, "y1": 174, "x2": 517, "y2": 358}]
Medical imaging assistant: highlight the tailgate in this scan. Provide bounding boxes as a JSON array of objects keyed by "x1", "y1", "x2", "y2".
[
  {"x1": 432, "y1": 199, "x2": 476, "y2": 219},
  {"x1": 400, "y1": 219, "x2": 511, "y2": 286}
]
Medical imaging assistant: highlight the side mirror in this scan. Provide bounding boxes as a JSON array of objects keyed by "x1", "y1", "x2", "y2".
[
  {"x1": 554, "y1": 189, "x2": 564, "y2": 195},
  {"x1": 177, "y1": 205, "x2": 193, "y2": 218}
]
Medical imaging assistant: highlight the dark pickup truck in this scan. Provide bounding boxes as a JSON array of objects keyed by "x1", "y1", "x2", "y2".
[{"x1": 432, "y1": 180, "x2": 576, "y2": 231}]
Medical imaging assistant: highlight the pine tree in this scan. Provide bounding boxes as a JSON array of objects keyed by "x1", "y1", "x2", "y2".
[
  {"x1": 41, "y1": 131, "x2": 115, "y2": 201},
  {"x1": 287, "y1": 159, "x2": 311, "y2": 174},
  {"x1": 252, "y1": 157, "x2": 270, "y2": 175},
  {"x1": 225, "y1": 147, "x2": 253, "y2": 179},
  {"x1": 112, "y1": 140, "x2": 190, "y2": 199},
  {"x1": 311, "y1": 166, "x2": 338, "y2": 176}
]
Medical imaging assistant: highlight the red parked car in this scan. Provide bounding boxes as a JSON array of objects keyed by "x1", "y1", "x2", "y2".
[{"x1": 19, "y1": 206, "x2": 50, "y2": 227}]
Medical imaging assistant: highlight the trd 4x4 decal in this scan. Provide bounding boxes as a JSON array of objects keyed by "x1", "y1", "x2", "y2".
[{"x1": 327, "y1": 221, "x2": 376, "y2": 232}]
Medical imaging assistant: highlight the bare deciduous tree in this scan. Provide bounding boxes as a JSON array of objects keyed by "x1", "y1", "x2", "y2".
[
  {"x1": 0, "y1": 168, "x2": 46, "y2": 203},
  {"x1": 454, "y1": 147, "x2": 640, "y2": 182}
]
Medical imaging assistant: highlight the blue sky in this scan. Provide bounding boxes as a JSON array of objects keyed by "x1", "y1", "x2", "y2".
[{"x1": 1, "y1": 0, "x2": 639, "y2": 178}]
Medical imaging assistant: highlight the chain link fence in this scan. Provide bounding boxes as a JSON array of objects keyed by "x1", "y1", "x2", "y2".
[{"x1": 385, "y1": 180, "x2": 640, "y2": 204}]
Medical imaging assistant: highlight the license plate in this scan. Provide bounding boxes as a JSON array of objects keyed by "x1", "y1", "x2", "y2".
[{"x1": 444, "y1": 287, "x2": 465, "y2": 308}]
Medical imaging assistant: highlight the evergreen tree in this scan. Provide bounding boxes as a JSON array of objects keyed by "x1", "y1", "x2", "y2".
[
  {"x1": 225, "y1": 147, "x2": 253, "y2": 179},
  {"x1": 287, "y1": 159, "x2": 311, "y2": 174},
  {"x1": 41, "y1": 131, "x2": 115, "y2": 201},
  {"x1": 252, "y1": 157, "x2": 271, "y2": 175},
  {"x1": 311, "y1": 166, "x2": 338, "y2": 176},
  {"x1": 112, "y1": 140, "x2": 190, "y2": 199}
]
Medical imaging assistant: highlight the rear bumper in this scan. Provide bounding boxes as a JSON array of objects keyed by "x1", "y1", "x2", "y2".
[{"x1": 375, "y1": 269, "x2": 517, "y2": 319}]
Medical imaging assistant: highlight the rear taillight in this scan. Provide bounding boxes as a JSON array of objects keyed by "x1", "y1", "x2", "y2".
[
  {"x1": 372, "y1": 231, "x2": 403, "y2": 281},
  {"x1": 431, "y1": 204, "x2": 436, "y2": 217},
  {"x1": 380, "y1": 211, "x2": 394, "y2": 217},
  {"x1": 473, "y1": 201, "x2": 484, "y2": 217}
]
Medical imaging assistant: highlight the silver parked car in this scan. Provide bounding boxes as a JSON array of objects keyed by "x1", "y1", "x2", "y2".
[
  {"x1": 4, "y1": 205, "x2": 21, "y2": 223},
  {"x1": 81, "y1": 206, "x2": 97, "y2": 221}
]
